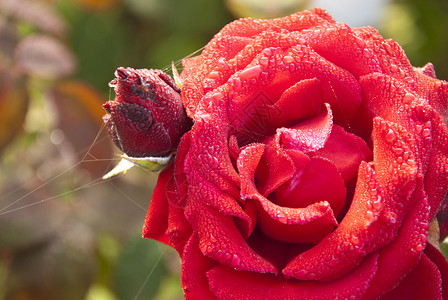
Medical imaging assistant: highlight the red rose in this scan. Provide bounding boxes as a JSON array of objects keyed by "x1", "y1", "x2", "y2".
[{"x1": 141, "y1": 8, "x2": 448, "y2": 299}]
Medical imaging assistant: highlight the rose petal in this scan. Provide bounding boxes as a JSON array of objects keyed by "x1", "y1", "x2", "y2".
[
  {"x1": 275, "y1": 157, "x2": 346, "y2": 218},
  {"x1": 256, "y1": 200, "x2": 338, "y2": 244},
  {"x1": 268, "y1": 78, "x2": 323, "y2": 128},
  {"x1": 423, "y1": 109, "x2": 448, "y2": 220},
  {"x1": 172, "y1": 132, "x2": 190, "y2": 206},
  {"x1": 181, "y1": 8, "x2": 336, "y2": 117},
  {"x1": 234, "y1": 199, "x2": 258, "y2": 239},
  {"x1": 255, "y1": 141, "x2": 296, "y2": 197},
  {"x1": 363, "y1": 190, "x2": 430, "y2": 299},
  {"x1": 180, "y1": 235, "x2": 216, "y2": 300},
  {"x1": 276, "y1": 103, "x2": 333, "y2": 153},
  {"x1": 238, "y1": 144, "x2": 338, "y2": 244},
  {"x1": 185, "y1": 119, "x2": 244, "y2": 218},
  {"x1": 303, "y1": 24, "x2": 382, "y2": 78},
  {"x1": 314, "y1": 124, "x2": 372, "y2": 183},
  {"x1": 425, "y1": 243, "x2": 448, "y2": 299},
  {"x1": 185, "y1": 199, "x2": 276, "y2": 273},
  {"x1": 282, "y1": 161, "x2": 387, "y2": 280},
  {"x1": 206, "y1": 253, "x2": 378, "y2": 300},
  {"x1": 142, "y1": 164, "x2": 174, "y2": 245},
  {"x1": 380, "y1": 251, "x2": 443, "y2": 300}
]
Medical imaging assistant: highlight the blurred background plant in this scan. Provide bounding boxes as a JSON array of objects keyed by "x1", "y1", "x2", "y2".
[{"x1": 0, "y1": 0, "x2": 446, "y2": 299}]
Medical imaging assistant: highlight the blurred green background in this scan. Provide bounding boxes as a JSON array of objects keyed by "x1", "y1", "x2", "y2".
[{"x1": 0, "y1": 0, "x2": 447, "y2": 299}]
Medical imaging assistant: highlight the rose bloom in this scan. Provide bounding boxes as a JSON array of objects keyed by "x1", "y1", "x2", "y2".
[{"x1": 110, "y1": 8, "x2": 448, "y2": 299}]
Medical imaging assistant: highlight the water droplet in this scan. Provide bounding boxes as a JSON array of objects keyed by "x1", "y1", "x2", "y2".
[
  {"x1": 283, "y1": 55, "x2": 294, "y2": 64},
  {"x1": 231, "y1": 254, "x2": 241, "y2": 266},
  {"x1": 390, "y1": 64, "x2": 399, "y2": 73},
  {"x1": 385, "y1": 129, "x2": 396, "y2": 143},
  {"x1": 209, "y1": 71, "x2": 220, "y2": 80},
  {"x1": 239, "y1": 65, "x2": 262, "y2": 81},
  {"x1": 372, "y1": 196, "x2": 383, "y2": 210},
  {"x1": 392, "y1": 147, "x2": 404, "y2": 156},
  {"x1": 362, "y1": 48, "x2": 372, "y2": 58},
  {"x1": 276, "y1": 210, "x2": 288, "y2": 223},
  {"x1": 415, "y1": 244, "x2": 423, "y2": 252},
  {"x1": 231, "y1": 77, "x2": 242, "y2": 91},
  {"x1": 415, "y1": 124, "x2": 423, "y2": 134},
  {"x1": 386, "y1": 212, "x2": 397, "y2": 224},
  {"x1": 384, "y1": 43, "x2": 393, "y2": 55},
  {"x1": 210, "y1": 234, "x2": 217, "y2": 243},
  {"x1": 262, "y1": 48, "x2": 272, "y2": 56},
  {"x1": 215, "y1": 250, "x2": 224, "y2": 259},
  {"x1": 259, "y1": 56, "x2": 269, "y2": 67},
  {"x1": 403, "y1": 92, "x2": 415, "y2": 104},
  {"x1": 422, "y1": 128, "x2": 431, "y2": 137},
  {"x1": 354, "y1": 36, "x2": 366, "y2": 48},
  {"x1": 350, "y1": 235, "x2": 360, "y2": 245},
  {"x1": 366, "y1": 211, "x2": 375, "y2": 223},
  {"x1": 224, "y1": 252, "x2": 232, "y2": 261},
  {"x1": 218, "y1": 58, "x2": 229, "y2": 70},
  {"x1": 295, "y1": 270, "x2": 309, "y2": 276},
  {"x1": 339, "y1": 26, "x2": 349, "y2": 37}
]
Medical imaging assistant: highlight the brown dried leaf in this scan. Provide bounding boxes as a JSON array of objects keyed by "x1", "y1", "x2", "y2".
[
  {"x1": 48, "y1": 79, "x2": 114, "y2": 179},
  {"x1": 0, "y1": 69, "x2": 29, "y2": 153}
]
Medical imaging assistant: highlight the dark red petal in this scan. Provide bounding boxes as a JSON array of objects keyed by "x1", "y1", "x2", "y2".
[
  {"x1": 314, "y1": 124, "x2": 372, "y2": 183},
  {"x1": 238, "y1": 144, "x2": 338, "y2": 244},
  {"x1": 185, "y1": 119, "x2": 244, "y2": 218},
  {"x1": 255, "y1": 140, "x2": 296, "y2": 197},
  {"x1": 206, "y1": 253, "x2": 378, "y2": 300},
  {"x1": 234, "y1": 199, "x2": 258, "y2": 239},
  {"x1": 185, "y1": 199, "x2": 276, "y2": 274},
  {"x1": 173, "y1": 132, "x2": 190, "y2": 207},
  {"x1": 268, "y1": 78, "x2": 323, "y2": 128},
  {"x1": 256, "y1": 200, "x2": 338, "y2": 244},
  {"x1": 142, "y1": 164, "x2": 174, "y2": 245},
  {"x1": 180, "y1": 235, "x2": 216, "y2": 300},
  {"x1": 282, "y1": 162, "x2": 384, "y2": 280},
  {"x1": 380, "y1": 252, "x2": 443, "y2": 300},
  {"x1": 423, "y1": 109, "x2": 448, "y2": 220},
  {"x1": 363, "y1": 190, "x2": 430, "y2": 299},
  {"x1": 276, "y1": 157, "x2": 346, "y2": 217},
  {"x1": 425, "y1": 243, "x2": 448, "y2": 300}
]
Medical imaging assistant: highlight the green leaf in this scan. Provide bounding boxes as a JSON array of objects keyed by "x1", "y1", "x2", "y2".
[{"x1": 113, "y1": 236, "x2": 166, "y2": 300}]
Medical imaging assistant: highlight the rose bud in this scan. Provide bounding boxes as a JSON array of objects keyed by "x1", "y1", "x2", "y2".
[{"x1": 103, "y1": 67, "x2": 191, "y2": 157}]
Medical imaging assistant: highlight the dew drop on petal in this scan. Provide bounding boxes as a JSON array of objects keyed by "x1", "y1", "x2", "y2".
[
  {"x1": 390, "y1": 64, "x2": 399, "y2": 73},
  {"x1": 415, "y1": 244, "x2": 423, "y2": 252},
  {"x1": 386, "y1": 212, "x2": 397, "y2": 224},
  {"x1": 350, "y1": 234, "x2": 360, "y2": 245},
  {"x1": 231, "y1": 253, "x2": 241, "y2": 267},
  {"x1": 262, "y1": 48, "x2": 272, "y2": 56},
  {"x1": 283, "y1": 55, "x2": 294, "y2": 64},
  {"x1": 362, "y1": 48, "x2": 372, "y2": 58},
  {"x1": 295, "y1": 269, "x2": 309, "y2": 276},
  {"x1": 372, "y1": 196, "x2": 383, "y2": 210},
  {"x1": 403, "y1": 92, "x2": 415, "y2": 104},
  {"x1": 366, "y1": 211, "x2": 375, "y2": 223},
  {"x1": 354, "y1": 36, "x2": 366, "y2": 48},
  {"x1": 259, "y1": 56, "x2": 269, "y2": 67},
  {"x1": 239, "y1": 65, "x2": 262, "y2": 81},
  {"x1": 339, "y1": 25, "x2": 349, "y2": 37},
  {"x1": 231, "y1": 77, "x2": 242, "y2": 91},
  {"x1": 385, "y1": 129, "x2": 396, "y2": 143}
]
